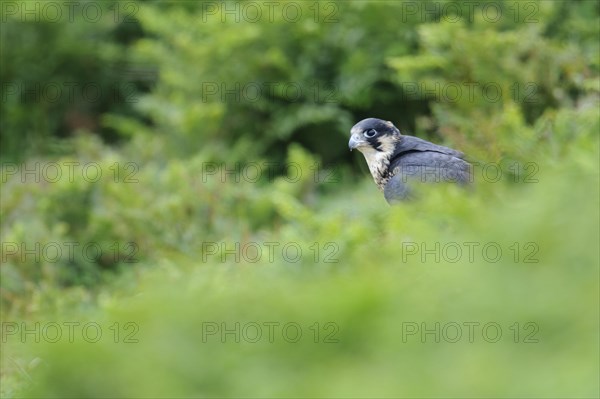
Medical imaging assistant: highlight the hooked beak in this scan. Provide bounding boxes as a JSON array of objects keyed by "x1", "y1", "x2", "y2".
[{"x1": 348, "y1": 135, "x2": 363, "y2": 151}]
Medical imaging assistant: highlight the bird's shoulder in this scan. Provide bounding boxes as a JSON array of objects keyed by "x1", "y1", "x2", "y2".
[
  {"x1": 385, "y1": 135, "x2": 472, "y2": 191},
  {"x1": 391, "y1": 135, "x2": 465, "y2": 160}
]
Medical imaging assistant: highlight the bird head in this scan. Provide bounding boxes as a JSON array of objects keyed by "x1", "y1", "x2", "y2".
[
  {"x1": 349, "y1": 118, "x2": 401, "y2": 155},
  {"x1": 349, "y1": 118, "x2": 403, "y2": 189}
]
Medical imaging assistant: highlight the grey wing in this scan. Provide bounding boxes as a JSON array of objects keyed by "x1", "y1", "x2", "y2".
[
  {"x1": 383, "y1": 151, "x2": 472, "y2": 204},
  {"x1": 392, "y1": 135, "x2": 466, "y2": 160}
]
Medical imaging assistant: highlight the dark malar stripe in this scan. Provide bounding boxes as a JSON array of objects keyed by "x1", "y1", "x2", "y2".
[{"x1": 373, "y1": 139, "x2": 384, "y2": 152}]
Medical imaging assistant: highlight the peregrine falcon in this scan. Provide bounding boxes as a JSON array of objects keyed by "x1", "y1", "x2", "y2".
[{"x1": 349, "y1": 118, "x2": 471, "y2": 204}]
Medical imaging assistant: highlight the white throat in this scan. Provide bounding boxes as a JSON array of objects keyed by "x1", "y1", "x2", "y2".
[
  {"x1": 357, "y1": 135, "x2": 399, "y2": 190},
  {"x1": 360, "y1": 147, "x2": 391, "y2": 181}
]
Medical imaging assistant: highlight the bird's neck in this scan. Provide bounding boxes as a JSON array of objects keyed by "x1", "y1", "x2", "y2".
[{"x1": 361, "y1": 136, "x2": 401, "y2": 190}]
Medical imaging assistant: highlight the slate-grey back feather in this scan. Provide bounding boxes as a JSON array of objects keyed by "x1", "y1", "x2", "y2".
[
  {"x1": 391, "y1": 135, "x2": 465, "y2": 159},
  {"x1": 384, "y1": 148, "x2": 471, "y2": 203}
]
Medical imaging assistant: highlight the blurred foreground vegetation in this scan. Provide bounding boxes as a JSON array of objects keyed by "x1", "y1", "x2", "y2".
[{"x1": 1, "y1": 0, "x2": 599, "y2": 397}]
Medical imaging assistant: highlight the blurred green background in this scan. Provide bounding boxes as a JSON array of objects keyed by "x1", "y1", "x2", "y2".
[{"x1": 1, "y1": 0, "x2": 598, "y2": 397}]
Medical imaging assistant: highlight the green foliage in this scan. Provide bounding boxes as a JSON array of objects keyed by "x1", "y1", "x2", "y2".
[
  {"x1": 1, "y1": 0, "x2": 599, "y2": 397},
  {"x1": 3, "y1": 1, "x2": 597, "y2": 163},
  {"x1": 386, "y1": 1, "x2": 599, "y2": 160},
  {"x1": 0, "y1": 0, "x2": 144, "y2": 161},
  {"x1": 3, "y1": 99, "x2": 599, "y2": 397},
  {"x1": 11, "y1": 138, "x2": 600, "y2": 397},
  {"x1": 107, "y1": 0, "x2": 598, "y2": 165},
  {"x1": 115, "y1": 1, "x2": 424, "y2": 163}
]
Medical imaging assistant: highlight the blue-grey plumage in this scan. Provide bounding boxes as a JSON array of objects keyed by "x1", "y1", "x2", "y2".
[{"x1": 349, "y1": 118, "x2": 471, "y2": 204}]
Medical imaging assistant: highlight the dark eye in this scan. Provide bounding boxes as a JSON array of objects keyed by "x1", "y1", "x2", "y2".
[{"x1": 364, "y1": 129, "x2": 377, "y2": 138}]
